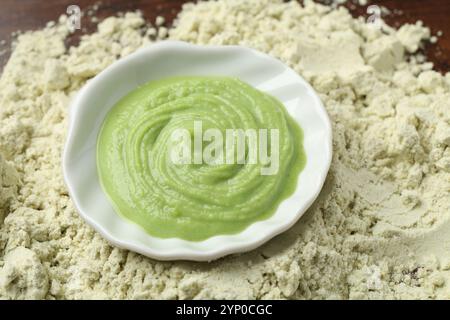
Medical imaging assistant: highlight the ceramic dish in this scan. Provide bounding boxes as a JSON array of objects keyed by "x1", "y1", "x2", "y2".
[{"x1": 63, "y1": 41, "x2": 332, "y2": 261}]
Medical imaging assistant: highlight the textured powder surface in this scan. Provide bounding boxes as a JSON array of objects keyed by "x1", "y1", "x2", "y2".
[{"x1": 1, "y1": 0, "x2": 450, "y2": 299}]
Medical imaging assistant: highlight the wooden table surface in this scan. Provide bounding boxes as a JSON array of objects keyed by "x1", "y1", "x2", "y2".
[{"x1": 0, "y1": 0, "x2": 449, "y2": 73}]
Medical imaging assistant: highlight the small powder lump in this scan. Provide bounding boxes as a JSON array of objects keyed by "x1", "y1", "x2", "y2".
[{"x1": 1, "y1": 0, "x2": 450, "y2": 299}]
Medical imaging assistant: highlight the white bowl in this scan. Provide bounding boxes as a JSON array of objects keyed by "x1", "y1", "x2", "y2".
[{"x1": 63, "y1": 41, "x2": 332, "y2": 261}]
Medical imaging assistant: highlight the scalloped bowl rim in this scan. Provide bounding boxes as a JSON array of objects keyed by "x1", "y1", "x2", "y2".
[{"x1": 62, "y1": 41, "x2": 332, "y2": 261}]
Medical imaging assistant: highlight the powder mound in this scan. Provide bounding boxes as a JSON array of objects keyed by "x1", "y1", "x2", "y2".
[
  {"x1": 0, "y1": 0, "x2": 450, "y2": 299},
  {"x1": 0, "y1": 154, "x2": 19, "y2": 223},
  {"x1": 0, "y1": 247, "x2": 49, "y2": 299}
]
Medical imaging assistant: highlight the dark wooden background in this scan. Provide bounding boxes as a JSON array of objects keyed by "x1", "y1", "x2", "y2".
[{"x1": 0, "y1": 0, "x2": 449, "y2": 73}]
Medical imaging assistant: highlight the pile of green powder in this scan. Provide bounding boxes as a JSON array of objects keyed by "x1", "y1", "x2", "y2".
[{"x1": 0, "y1": 0, "x2": 449, "y2": 299}]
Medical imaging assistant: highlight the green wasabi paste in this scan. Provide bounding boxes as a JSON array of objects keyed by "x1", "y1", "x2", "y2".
[{"x1": 97, "y1": 76, "x2": 305, "y2": 241}]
